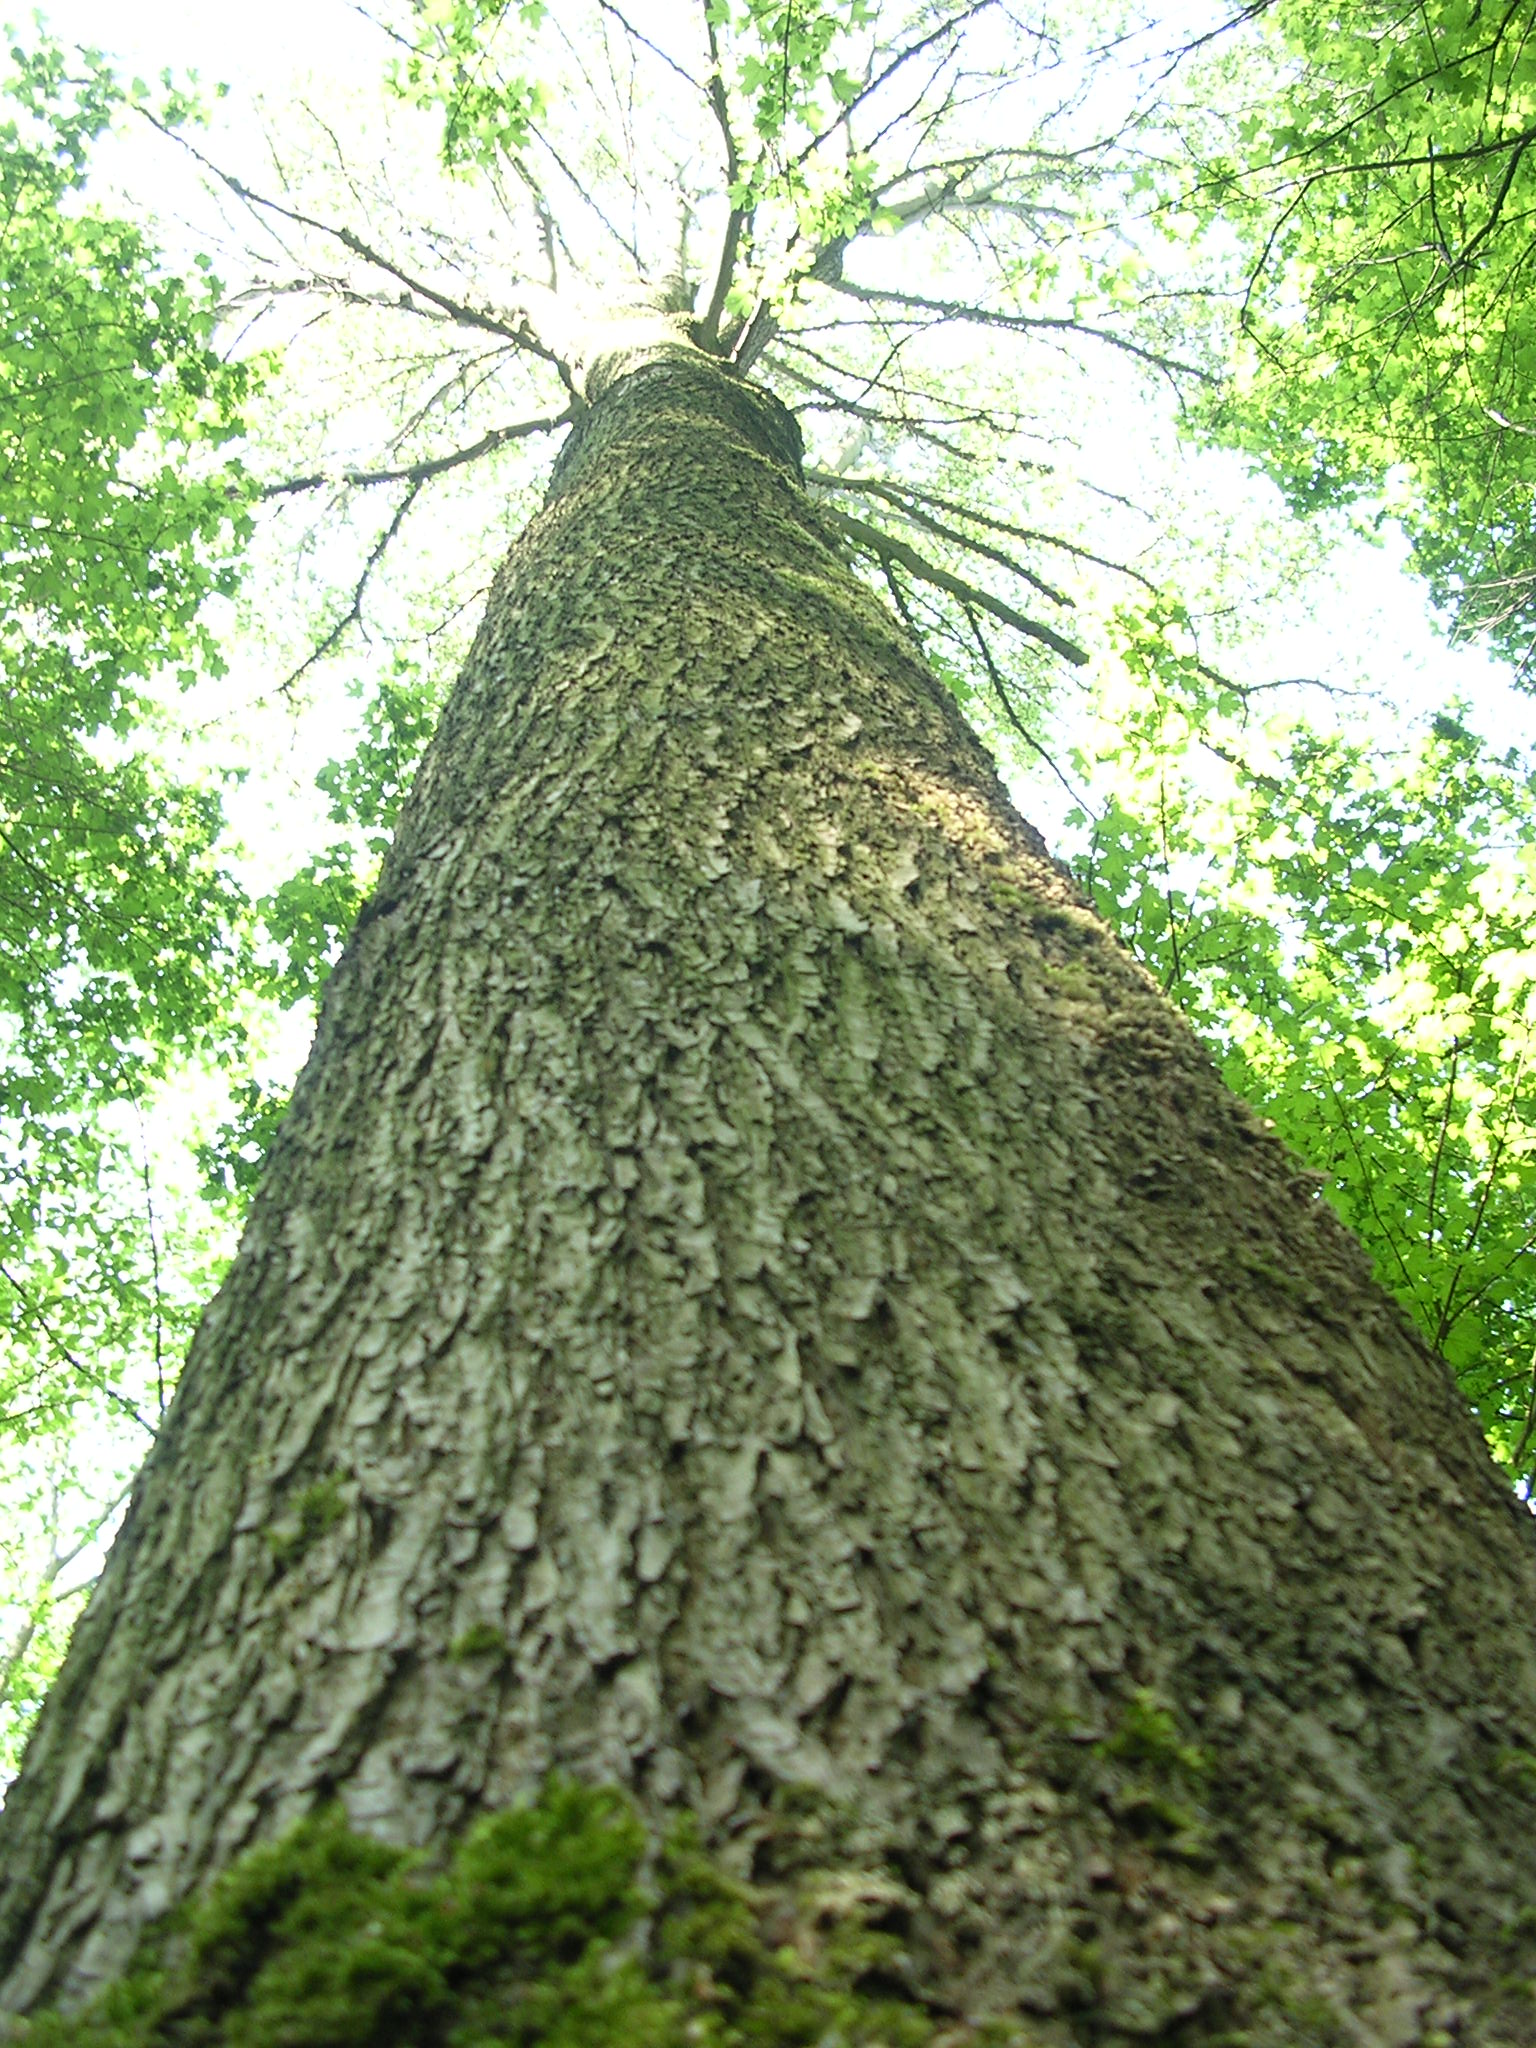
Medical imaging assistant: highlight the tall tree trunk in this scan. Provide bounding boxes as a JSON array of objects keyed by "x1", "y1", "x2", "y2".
[{"x1": 3, "y1": 345, "x2": 1535, "y2": 2043}]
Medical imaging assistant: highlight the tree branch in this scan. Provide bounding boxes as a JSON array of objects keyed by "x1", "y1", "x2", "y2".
[
  {"x1": 828, "y1": 278, "x2": 1215, "y2": 382},
  {"x1": 826, "y1": 507, "x2": 1089, "y2": 665},
  {"x1": 0, "y1": 1261, "x2": 157, "y2": 1439},
  {"x1": 772, "y1": 356, "x2": 978, "y2": 459},
  {"x1": 139, "y1": 107, "x2": 573, "y2": 377},
  {"x1": 261, "y1": 409, "x2": 573, "y2": 499},
  {"x1": 597, "y1": 0, "x2": 701, "y2": 91},
  {"x1": 279, "y1": 480, "x2": 423, "y2": 695},
  {"x1": 697, "y1": 0, "x2": 747, "y2": 350},
  {"x1": 0, "y1": 1478, "x2": 135, "y2": 1709},
  {"x1": 963, "y1": 606, "x2": 1089, "y2": 808},
  {"x1": 789, "y1": 2, "x2": 997, "y2": 175},
  {"x1": 810, "y1": 470, "x2": 1072, "y2": 607},
  {"x1": 815, "y1": 474, "x2": 1162, "y2": 591}
]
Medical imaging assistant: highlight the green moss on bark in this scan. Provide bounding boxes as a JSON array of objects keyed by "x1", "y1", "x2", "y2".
[
  {"x1": 264, "y1": 1476, "x2": 348, "y2": 1570},
  {"x1": 17, "y1": 1783, "x2": 991, "y2": 2048}
]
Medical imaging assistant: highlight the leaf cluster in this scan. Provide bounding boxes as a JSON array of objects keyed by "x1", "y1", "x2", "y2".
[
  {"x1": 0, "y1": 32, "x2": 268, "y2": 1770},
  {"x1": 1078, "y1": 618, "x2": 1536, "y2": 1478},
  {"x1": 0, "y1": 33, "x2": 258, "y2": 1112},
  {"x1": 1180, "y1": 0, "x2": 1536, "y2": 672},
  {"x1": 386, "y1": 0, "x2": 549, "y2": 175}
]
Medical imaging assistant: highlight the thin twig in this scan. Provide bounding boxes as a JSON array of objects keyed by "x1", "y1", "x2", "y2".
[
  {"x1": 130, "y1": 1097, "x2": 167, "y2": 1418},
  {"x1": 830, "y1": 277, "x2": 1216, "y2": 382},
  {"x1": 261, "y1": 409, "x2": 573, "y2": 498},
  {"x1": 279, "y1": 479, "x2": 423, "y2": 695},
  {"x1": 808, "y1": 469, "x2": 1161, "y2": 591},
  {"x1": 0, "y1": 1261, "x2": 157, "y2": 1439},
  {"x1": 0, "y1": 1477, "x2": 135, "y2": 1708},
  {"x1": 138, "y1": 107, "x2": 570, "y2": 373},
  {"x1": 963, "y1": 607, "x2": 1089, "y2": 809}
]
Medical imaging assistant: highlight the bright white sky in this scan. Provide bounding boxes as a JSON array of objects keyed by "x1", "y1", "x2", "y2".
[{"x1": 38, "y1": 0, "x2": 360, "y2": 91}]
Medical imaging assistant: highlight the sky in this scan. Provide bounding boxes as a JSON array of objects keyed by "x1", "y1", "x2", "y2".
[{"x1": 36, "y1": 0, "x2": 360, "y2": 91}]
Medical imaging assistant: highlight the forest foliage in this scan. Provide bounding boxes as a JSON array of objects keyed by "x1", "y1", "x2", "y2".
[
  {"x1": 0, "y1": 41, "x2": 257, "y2": 1758},
  {"x1": 0, "y1": 0, "x2": 1532, "y2": 1775},
  {"x1": 1184, "y1": 0, "x2": 1536, "y2": 671}
]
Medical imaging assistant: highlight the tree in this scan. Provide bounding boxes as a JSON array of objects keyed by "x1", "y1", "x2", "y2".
[{"x1": 3, "y1": 4, "x2": 1536, "y2": 2041}]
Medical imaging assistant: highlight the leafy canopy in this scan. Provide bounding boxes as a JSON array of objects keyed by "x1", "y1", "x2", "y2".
[
  {"x1": 0, "y1": 34, "x2": 256, "y2": 1113},
  {"x1": 1078, "y1": 634, "x2": 1536, "y2": 1480},
  {"x1": 0, "y1": 30, "x2": 258, "y2": 1772},
  {"x1": 1180, "y1": 0, "x2": 1536, "y2": 673}
]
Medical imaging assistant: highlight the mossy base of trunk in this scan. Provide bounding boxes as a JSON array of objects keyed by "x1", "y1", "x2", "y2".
[
  {"x1": 11, "y1": 1781, "x2": 975, "y2": 2048},
  {"x1": 17, "y1": 1776, "x2": 1534, "y2": 2048}
]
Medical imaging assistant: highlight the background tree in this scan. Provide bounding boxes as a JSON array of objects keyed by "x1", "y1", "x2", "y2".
[
  {"x1": 1071, "y1": 627, "x2": 1536, "y2": 1481},
  {"x1": 0, "y1": 35, "x2": 258, "y2": 1771},
  {"x1": 1172, "y1": 0, "x2": 1536, "y2": 672}
]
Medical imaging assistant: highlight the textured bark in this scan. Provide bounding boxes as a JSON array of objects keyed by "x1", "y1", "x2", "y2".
[{"x1": 4, "y1": 345, "x2": 1536, "y2": 2043}]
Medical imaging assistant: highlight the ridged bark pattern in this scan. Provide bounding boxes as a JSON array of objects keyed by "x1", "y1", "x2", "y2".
[{"x1": 3, "y1": 351, "x2": 1535, "y2": 2042}]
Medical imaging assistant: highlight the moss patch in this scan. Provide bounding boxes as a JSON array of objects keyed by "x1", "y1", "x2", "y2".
[
  {"x1": 19, "y1": 1783, "x2": 1002, "y2": 2048},
  {"x1": 447, "y1": 1624, "x2": 508, "y2": 1663},
  {"x1": 265, "y1": 1475, "x2": 348, "y2": 1569},
  {"x1": 1094, "y1": 1692, "x2": 1211, "y2": 1783},
  {"x1": 1495, "y1": 1747, "x2": 1536, "y2": 1799},
  {"x1": 1092, "y1": 1692, "x2": 1219, "y2": 1869}
]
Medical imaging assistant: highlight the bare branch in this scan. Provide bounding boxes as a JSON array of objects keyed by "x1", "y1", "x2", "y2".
[
  {"x1": 137, "y1": 107, "x2": 572, "y2": 377},
  {"x1": 790, "y1": 2, "x2": 998, "y2": 175},
  {"x1": 772, "y1": 357, "x2": 976, "y2": 459},
  {"x1": 597, "y1": 0, "x2": 702, "y2": 90},
  {"x1": 829, "y1": 277, "x2": 1215, "y2": 382},
  {"x1": 279, "y1": 480, "x2": 424, "y2": 695},
  {"x1": 1506, "y1": 1340, "x2": 1536, "y2": 1475},
  {"x1": 509, "y1": 156, "x2": 562, "y2": 290},
  {"x1": 963, "y1": 606, "x2": 1089, "y2": 809},
  {"x1": 128, "y1": 1096, "x2": 166, "y2": 1418},
  {"x1": 223, "y1": 272, "x2": 473, "y2": 329},
  {"x1": 810, "y1": 470, "x2": 1071, "y2": 607},
  {"x1": 526, "y1": 119, "x2": 647, "y2": 273},
  {"x1": 261, "y1": 409, "x2": 574, "y2": 499},
  {"x1": 697, "y1": 0, "x2": 747, "y2": 350},
  {"x1": 826, "y1": 507, "x2": 1089, "y2": 665},
  {"x1": 812, "y1": 472, "x2": 1163, "y2": 592}
]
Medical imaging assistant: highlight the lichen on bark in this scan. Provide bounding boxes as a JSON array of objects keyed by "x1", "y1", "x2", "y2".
[{"x1": 3, "y1": 344, "x2": 1536, "y2": 2045}]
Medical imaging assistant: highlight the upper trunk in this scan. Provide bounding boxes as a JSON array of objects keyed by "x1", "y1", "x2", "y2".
[{"x1": 3, "y1": 349, "x2": 1535, "y2": 2043}]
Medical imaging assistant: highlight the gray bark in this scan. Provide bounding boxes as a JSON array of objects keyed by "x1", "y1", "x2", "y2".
[{"x1": 3, "y1": 345, "x2": 1535, "y2": 2043}]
